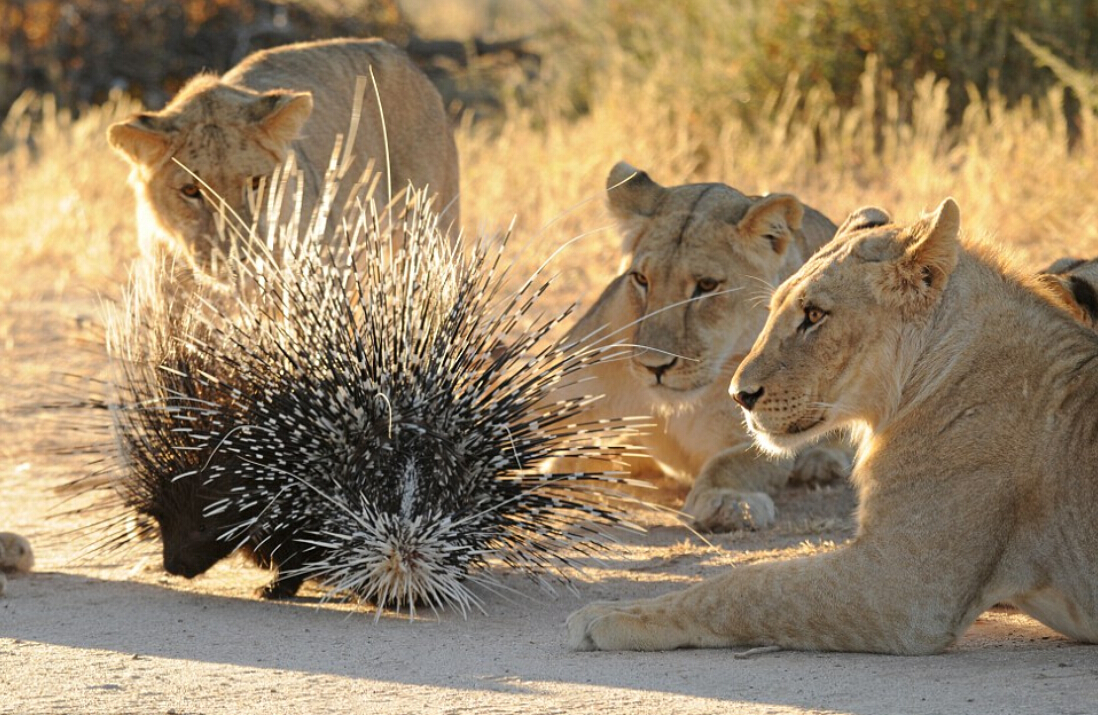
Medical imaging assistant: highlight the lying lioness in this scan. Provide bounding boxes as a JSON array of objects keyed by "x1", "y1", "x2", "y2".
[
  {"x1": 558, "y1": 163, "x2": 849, "y2": 532},
  {"x1": 568, "y1": 198, "x2": 1098, "y2": 654}
]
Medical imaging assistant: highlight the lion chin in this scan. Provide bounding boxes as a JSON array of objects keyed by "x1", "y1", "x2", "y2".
[{"x1": 744, "y1": 415, "x2": 832, "y2": 457}]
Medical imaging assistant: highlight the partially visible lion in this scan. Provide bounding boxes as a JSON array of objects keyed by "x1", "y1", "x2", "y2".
[
  {"x1": 559, "y1": 162, "x2": 849, "y2": 532},
  {"x1": 108, "y1": 38, "x2": 460, "y2": 268},
  {"x1": 568, "y1": 198, "x2": 1098, "y2": 654},
  {"x1": 1039, "y1": 256, "x2": 1098, "y2": 327},
  {"x1": 0, "y1": 532, "x2": 34, "y2": 597}
]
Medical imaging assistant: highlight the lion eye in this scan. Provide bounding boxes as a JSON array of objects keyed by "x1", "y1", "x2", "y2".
[
  {"x1": 180, "y1": 183, "x2": 202, "y2": 200},
  {"x1": 631, "y1": 271, "x2": 649, "y2": 289},
  {"x1": 799, "y1": 305, "x2": 828, "y2": 332},
  {"x1": 695, "y1": 278, "x2": 720, "y2": 294}
]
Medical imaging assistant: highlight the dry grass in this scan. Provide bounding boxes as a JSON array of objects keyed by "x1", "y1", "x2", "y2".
[
  {"x1": 4, "y1": 59, "x2": 1098, "y2": 312},
  {"x1": 2, "y1": 40, "x2": 1098, "y2": 426},
  {"x1": 459, "y1": 71, "x2": 1098, "y2": 325},
  {"x1": 0, "y1": 92, "x2": 142, "y2": 305}
]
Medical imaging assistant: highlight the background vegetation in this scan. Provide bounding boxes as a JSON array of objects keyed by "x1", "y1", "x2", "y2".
[{"x1": 3, "y1": 0, "x2": 1098, "y2": 318}]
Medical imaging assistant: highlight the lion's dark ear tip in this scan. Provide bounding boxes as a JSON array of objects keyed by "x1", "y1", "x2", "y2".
[
  {"x1": 608, "y1": 160, "x2": 647, "y2": 189},
  {"x1": 606, "y1": 161, "x2": 664, "y2": 217},
  {"x1": 840, "y1": 206, "x2": 891, "y2": 234}
]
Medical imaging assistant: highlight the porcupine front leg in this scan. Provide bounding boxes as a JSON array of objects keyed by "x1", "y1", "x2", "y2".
[
  {"x1": 567, "y1": 522, "x2": 998, "y2": 655},
  {"x1": 247, "y1": 541, "x2": 308, "y2": 599},
  {"x1": 259, "y1": 571, "x2": 305, "y2": 600}
]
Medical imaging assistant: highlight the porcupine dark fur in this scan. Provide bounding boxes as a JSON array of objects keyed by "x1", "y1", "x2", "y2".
[
  {"x1": 86, "y1": 254, "x2": 325, "y2": 598},
  {"x1": 99, "y1": 184, "x2": 646, "y2": 613}
]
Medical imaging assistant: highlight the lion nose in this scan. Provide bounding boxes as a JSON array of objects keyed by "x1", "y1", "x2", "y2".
[
  {"x1": 644, "y1": 357, "x2": 677, "y2": 383},
  {"x1": 733, "y1": 386, "x2": 765, "y2": 411}
]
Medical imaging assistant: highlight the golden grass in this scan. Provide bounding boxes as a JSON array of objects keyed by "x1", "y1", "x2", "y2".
[
  {"x1": 459, "y1": 66, "x2": 1098, "y2": 311},
  {"x1": 0, "y1": 92, "x2": 143, "y2": 305},
  {"x1": 2, "y1": 59, "x2": 1097, "y2": 324}
]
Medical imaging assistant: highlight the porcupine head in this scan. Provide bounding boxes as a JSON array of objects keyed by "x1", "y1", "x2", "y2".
[{"x1": 146, "y1": 475, "x2": 238, "y2": 579}]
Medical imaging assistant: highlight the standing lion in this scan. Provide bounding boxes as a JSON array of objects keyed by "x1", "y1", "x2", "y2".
[{"x1": 108, "y1": 38, "x2": 460, "y2": 269}]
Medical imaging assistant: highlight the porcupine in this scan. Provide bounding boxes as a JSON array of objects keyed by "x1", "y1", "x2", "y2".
[
  {"x1": 75, "y1": 148, "x2": 384, "y2": 597},
  {"x1": 99, "y1": 184, "x2": 647, "y2": 613},
  {"x1": 92, "y1": 252, "x2": 325, "y2": 598}
]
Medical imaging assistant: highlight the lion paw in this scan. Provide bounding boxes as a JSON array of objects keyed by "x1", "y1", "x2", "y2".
[
  {"x1": 788, "y1": 446, "x2": 851, "y2": 486},
  {"x1": 567, "y1": 601, "x2": 618, "y2": 651},
  {"x1": 567, "y1": 601, "x2": 651, "y2": 651},
  {"x1": 681, "y1": 488, "x2": 776, "y2": 532}
]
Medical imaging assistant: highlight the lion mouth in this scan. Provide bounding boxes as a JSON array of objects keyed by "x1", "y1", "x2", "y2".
[
  {"x1": 786, "y1": 415, "x2": 827, "y2": 435},
  {"x1": 632, "y1": 362, "x2": 709, "y2": 393},
  {"x1": 745, "y1": 409, "x2": 827, "y2": 439},
  {"x1": 645, "y1": 377, "x2": 710, "y2": 396}
]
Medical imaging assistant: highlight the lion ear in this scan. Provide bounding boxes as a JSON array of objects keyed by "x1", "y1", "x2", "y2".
[
  {"x1": 107, "y1": 114, "x2": 173, "y2": 167},
  {"x1": 1035, "y1": 273, "x2": 1091, "y2": 324},
  {"x1": 606, "y1": 161, "x2": 664, "y2": 219},
  {"x1": 737, "y1": 194, "x2": 803, "y2": 256},
  {"x1": 837, "y1": 206, "x2": 891, "y2": 236},
  {"x1": 1043, "y1": 257, "x2": 1084, "y2": 275},
  {"x1": 901, "y1": 198, "x2": 961, "y2": 292},
  {"x1": 252, "y1": 91, "x2": 314, "y2": 146},
  {"x1": 1066, "y1": 275, "x2": 1098, "y2": 323},
  {"x1": 606, "y1": 161, "x2": 665, "y2": 256}
]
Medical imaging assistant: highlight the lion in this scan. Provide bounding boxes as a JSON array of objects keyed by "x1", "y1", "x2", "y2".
[
  {"x1": 560, "y1": 162, "x2": 849, "y2": 532},
  {"x1": 568, "y1": 198, "x2": 1098, "y2": 654},
  {"x1": 108, "y1": 38, "x2": 460, "y2": 269},
  {"x1": 1039, "y1": 256, "x2": 1098, "y2": 327}
]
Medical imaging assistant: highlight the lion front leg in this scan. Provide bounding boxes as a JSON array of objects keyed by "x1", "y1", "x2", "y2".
[
  {"x1": 682, "y1": 441, "x2": 852, "y2": 532},
  {"x1": 788, "y1": 442, "x2": 852, "y2": 485},
  {"x1": 681, "y1": 444, "x2": 789, "y2": 531},
  {"x1": 567, "y1": 540, "x2": 988, "y2": 654}
]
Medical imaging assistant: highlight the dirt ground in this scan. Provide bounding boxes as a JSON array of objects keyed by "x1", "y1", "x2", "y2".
[{"x1": 1, "y1": 294, "x2": 1096, "y2": 715}]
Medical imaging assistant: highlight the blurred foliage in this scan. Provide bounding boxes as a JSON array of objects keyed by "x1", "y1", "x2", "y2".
[
  {"x1": 752, "y1": 0, "x2": 1098, "y2": 123},
  {"x1": 541, "y1": 0, "x2": 1098, "y2": 130},
  {"x1": 0, "y1": 0, "x2": 408, "y2": 116},
  {"x1": 0, "y1": 0, "x2": 548, "y2": 139},
  {"x1": 3, "y1": 0, "x2": 1098, "y2": 151},
  {"x1": 1017, "y1": 29, "x2": 1098, "y2": 112}
]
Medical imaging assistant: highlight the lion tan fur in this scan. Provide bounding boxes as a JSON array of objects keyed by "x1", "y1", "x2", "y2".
[
  {"x1": 568, "y1": 198, "x2": 1098, "y2": 654},
  {"x1": 108, "y1": 38, "x2": 460, "y2": 268},
  {"x1": 560, "y1": 162, "x2": 848, "y2": 531}
]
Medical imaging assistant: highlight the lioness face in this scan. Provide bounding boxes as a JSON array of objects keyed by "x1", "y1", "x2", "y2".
[
  {"x1": 109, "y1": 78, "x2": 313, "y2": 267},
  {"x1": 606, "y1": 163, "x2": 806, "y2": 395},
  {"x1": 732, "y1": 199, "x2": 961, "y2": 453}
]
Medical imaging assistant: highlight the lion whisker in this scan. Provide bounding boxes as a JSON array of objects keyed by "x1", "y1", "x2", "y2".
[
  {"x1": 568, "y1": 286, "x2": 745, "y2": 353},
  {"x1": 742, "y1": 273, "x2": 778, "y2": 295}
]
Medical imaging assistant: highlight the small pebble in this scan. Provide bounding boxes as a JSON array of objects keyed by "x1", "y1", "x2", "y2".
[{"x1": 0, "y1": 532, "x2": 34, "y2": 572}]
